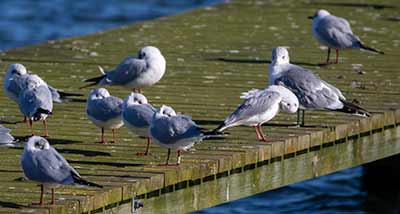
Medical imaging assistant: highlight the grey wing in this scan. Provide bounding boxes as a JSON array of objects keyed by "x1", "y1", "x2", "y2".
[
  {"x1": 151, "y1": 115, "x2": 201, "y2": 145},
  {"x1": 19, "y1": 86, "x2": 53, "y2": 116},
  {"x1": 107, "y1": 57, "x2": 147, "y2": 85},
  {"x1": 88, "y1": 97, "x2": 123, "y2": 121},
  {"x1": 315, "y1": 16, "x2": 359, "y2": 48},
  {"x1": 5, "y1": 75, "x2": 27, "y2": 102},
  {"x1": 0, "y1": 125, "x2": 14, "y2": 144},
  {"x1": 48, "y1": 85, "x2": 63, "y2": 103},
  {"x1": 22, "y1": 148, "x2": 75, "y2": 184},
  {"x1": 275, "y1": 65, "x2": 343, "y2": 109},
  {"x1": 224, "y1": 91, "x2": 281, "y2": 125},
  {"x1": 123, "y1": 104, "x2": 156, "y2": 127}
]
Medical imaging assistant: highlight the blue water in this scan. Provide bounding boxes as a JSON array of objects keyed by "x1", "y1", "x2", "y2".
[{"x1": 1, "y1": 1, "x2": 399, "y2": 213}]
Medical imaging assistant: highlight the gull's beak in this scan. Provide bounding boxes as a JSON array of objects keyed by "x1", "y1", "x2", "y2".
[{"x1": 308, "y1": 16, "x2": 314, "y2": 19}]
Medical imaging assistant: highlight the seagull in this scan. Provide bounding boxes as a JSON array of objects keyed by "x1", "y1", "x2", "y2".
[
  {"x1": 0, "y1": 124, "x2": 15, "y2": 145},
  {"x1": 215, "y1": 85, "x2": 299, "y2": 142},
  {"x1": 122, "y1": 93, "x2": 156, "y2": 156},
  {"x1": 4, "y1": 63, "x2": 83, "y2": 105},
  {"x1": 81, "y1": 46, "x2": 166, "y2": 93},
  {"x1": 21, "y1": 136, "x2": 102, "y2": 206},
  {"x1": 86, "y1": 88, "x2": 124, "y2": 144},
  {"x1": 309, "y1": 9, "x2": 384, "y2": 65},
  {"x1": 268, "y1": 47, "x2": 371, "y2": 126},
  {"x1": 149, "y1": 105, "x2": 217, "y2": 165},
  {"x1": 18, "y1": 75, "x2": 53, "y2": 137}
]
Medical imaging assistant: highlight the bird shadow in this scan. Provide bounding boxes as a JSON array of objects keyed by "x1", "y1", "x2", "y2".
[
  {"x1": 311, "y1": 2, "x2": 396, "y2": 9},
  {"x1": 0, "y1": 119, "x2": 23, "y2": 125},
  {"x1": 57, "y1": 148, "x2": 111, "y2": 157},
  {"x1": 207, "y1": 57, "x2": 322, "y2": 67},
  {"x1": 10, "y1": 136, "x2": 82, "y2": 145},
  {"x1": 68, "y1": 98, "x2": 87, "y2": 103},
  {"x1": 67, "y1": 160, "x2": 145, "y2": 168},
  {"x1": 0, "y1": 201, "x2": 26, "y2": 209}
]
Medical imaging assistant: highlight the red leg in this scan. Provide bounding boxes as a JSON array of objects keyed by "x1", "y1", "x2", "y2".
[
  {"x1": 101, "y1": 128, "x2": 106, "y2": 144},
  {"x1": 32, "y1": 184, "x2": 44, "y2": 206},
  {"x1": 335, "y1": 49, "x2": 339, "y2": 64},
  {"x1": 43, "y1": 120, "x2": 49, "y2": 137},
  {"x1": 111, "y1": 129, "x2": 116, "y2": 143},
  {"x1": 325, "y1": 48, "x2": 331, "y2": 65},
  {"x1": 176, "y1": 150, "x2": 182, "y2": 165},
  {"x1": 23, "y1": 116, "x2": 27, "y2": 123},
  {"x1": 257, "y1": 125, "x2": 270, "y2": 142},
  {"x1": 29, "y1": 119, "x2": 35, "y2": 136},
  {"x1": 253, "y1": 125, "x2": 262, "y2": 141},
  {"x1": 159, "y1": 149, "x2": 177, "y2": 166},
  {"x1": 136, "y1": 137, "x2": 152, "y2": 156},
  {"x1": 50, "y1": 188, "x2": 55, "y2": 205}
]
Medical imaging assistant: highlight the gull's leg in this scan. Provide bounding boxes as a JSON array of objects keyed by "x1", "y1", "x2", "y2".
[
  {"x1": 163, "y1": 149, "x2": 171, "y2": 166},
  {"x1": 257, "y1": 125, "x2": 270, "y2": 142},
  {"x1": 29, "y1": 119, "x2": 35, "y2": 136},
  {"x1": 325, "y1": 48, "x2": 331, "y2": 64},
  {"x1": 136, "y1": 137, "x2": 152, "y2": 156},
  {"x1": 253, "y1": 125, "x2": 262, "y2": 141},
  {"x1": 138, "y1": 89, "x2": 143, "y2": 94},
  {"x1": 297, "y1": 109, "x2": 305, "y2": 127},
  {"x1": 101, "y1": 128, "x2": 106, "y2": 144},
  {"x1": 111, "y1": 129, "x2": 116, "y2": 143},
  {"x1": 32, "y1": 184, "x2": 44, "y2": 206},
  {"x1": 50, "y1": 188, "x2": 55, "y2": 205},
  {"x1": 23, "y1": 116, "x2": 27, "y2": 123},
  {"x1": 176, "y1": 150, "x2": 182, "y2": 165},
  {"x1": 43, "y1": 120, "x2": 49, "y2": 137},
  {"x1": 335, "y1": 49, "x2": 339, "y2": 64}
]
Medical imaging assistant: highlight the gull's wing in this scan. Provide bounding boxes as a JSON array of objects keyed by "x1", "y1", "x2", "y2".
[
  {"x1": 87, "y1": 96, "x2": 123, "y2": 121},
  {"x1": 274, "y1": 64, "x2": 344, "y2": 110},
  {"x1": 21, "y1": 147, "x2": 77, "y2": 185},
  {"x1": 151, "y1": 114, "x2": 202, "y2": 145},
  {"x1": 18, "y1": 86, "x2": 53, "y2": 117},
  {"x1": 224, "y1": 91, "x2": 281, "y2": 126},
  {"x1": 314, "y1": 15, "x2": 360, "y2": 48},
  {"x1": 4, "y1": 75, "x2": 28, "y2": 102},
  {"x1": 123, "y1": 104, "x2": 156, "y2": 128},
  {"x1": 107, "y1": 56, "x2": 147, "y2": 85}
]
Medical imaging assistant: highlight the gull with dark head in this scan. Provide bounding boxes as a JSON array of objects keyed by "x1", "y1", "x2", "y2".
[
  {"x1": 86, "y1": 88, "x2": 124, "y2": 144},
  {"x1": 122, "y1": 93, "x2": 156, "y2": 156},
  {"x1": 21, "y1": 136, "x2": 102, "y2": 206},
  {"x1": 215, "y1": 85, "x2": 299, "y2": 141},
  {"x1": 269, "y1": 46, "x2": 370, "y2": 126},
  {"x1": 18, "y1": 75, "x2": 53, "y2": 136},
  {"x1": 309, "y1": 9, "x2": 384, "y2": 65},
  {"x1": 82, "y1": 46, "x2": 166, "y2": 93}
]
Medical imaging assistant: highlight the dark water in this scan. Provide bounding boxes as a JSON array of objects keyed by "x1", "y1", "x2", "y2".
[
  {"x1": 0, "y1": 0, "x2": 222, "y2": 50},
  {"x1": 2, "y1": 1, "x2": 399, "y2": 213}
]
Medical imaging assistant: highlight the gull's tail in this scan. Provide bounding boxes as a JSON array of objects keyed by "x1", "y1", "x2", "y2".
[
  {"x1": 72, "y1": 173, "x2": 103, "y2": 188},
  {"x1": 33, "y1": 108, "x2": 52, "y2": 121},
  {"x1": 334, "y1": 99, "x2": 371, "y2": 117},
  {"x1": 357, "y1": 42, "x2": 384, "y2": 55},
  {"x1": 201, "y1": 127, "x2": 227, "y2": 140},
  {"x1": 80, "y1": 66, "x2": 107, "y2": 89},
  {"x1": 0, "y1": 125, "x2": 14, "y2": 145}
]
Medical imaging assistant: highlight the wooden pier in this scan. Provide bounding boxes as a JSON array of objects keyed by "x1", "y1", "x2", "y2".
[{"x1": 0, "y1": 0, "x2": 400, "y2": 213}]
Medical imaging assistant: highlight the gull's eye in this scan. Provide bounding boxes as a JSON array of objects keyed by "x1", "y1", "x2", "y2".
[
  {"x1": 287, "y1": 103, "x2": 291, "y2": 106},
  {"x1": 282, "y1": 56, "x2": 285, "y2": 59}
]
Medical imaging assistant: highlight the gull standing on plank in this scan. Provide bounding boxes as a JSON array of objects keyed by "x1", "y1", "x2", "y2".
[
  {"x1": 18, "y1": 75, "x2": 53, "y2": 137},
  {"x1": 269, "y1": 47, "x2": 370, "y2": 126},
  {"x1": 149, "y1": 105, "x2": 217, "y2": 165},
  {"x1": 215, "y1": 85, "x2": 299, "y2": 142},
  {"x1": 86, "y1": 88, "x2": 124, "y2": 144},
  {"x1": 21, "y1": 136, "x2": 102, "y2": 206},
  {"x1": 4, "y1": 63, "x2": 83, "y2": 105},
  {"x1": 309, "y1": 9, "x2": 384, "y2": 65},
  {"x1": 81, "y1": 46, "x2": 166, "y2": 93},
  {"x1": 0, "y1": 125, "x2": 15, "y2": 145},
  {"x1": 122, "y1": 93, "x2": 156, "y2": 156}
]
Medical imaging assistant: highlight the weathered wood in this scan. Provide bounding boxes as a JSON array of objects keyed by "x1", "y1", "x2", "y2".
[{"x1": 0, "y1": 0, "x2": 399, "y2": 213}]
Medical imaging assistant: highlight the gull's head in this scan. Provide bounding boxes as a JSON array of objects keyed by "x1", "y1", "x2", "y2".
[
  {"x1": 157, "y1": 105, "x2": 177, "y2": 117},
  {"x1": 138, "y1": 46, "x2": 163, "y2": 60},
  {"x1": 266, "y1": 85, "x2": 299, "y2": 113},
  {"x1": 25, "y1": 136, "x2": 50, "y2": 152},
  {"x1": 25, "y1": 74, "x2": 46, "y2": 89},
  {"x1": 6, "y1": 63, "x2": 27, "y2": 77},
  {"x1": 125, "y1": 92, "x2": 148, "y2": 106},
  {"x1": 308, "y1": 9, "x2": 330, "y2": 19},
  {"x1": 88, "y1": 88, "x2": 110, "y2": 100},
  {"x1": 271, "y1": 47, "x2": 290, "y2": 65}
]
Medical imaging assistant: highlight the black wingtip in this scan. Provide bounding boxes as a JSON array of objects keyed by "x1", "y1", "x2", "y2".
[
  {"x1": 57, "y1": 91, "x2": 84, "y2": 98},
  {"x1": 72, "y1": 173, "x2": 103, "y2": 188},
  {"x1": 358, "y1": 42, "x2": 384, "y2": 55},
  {"x1": 335, "y1": 99, "x2": 371, "y2": 118}
]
